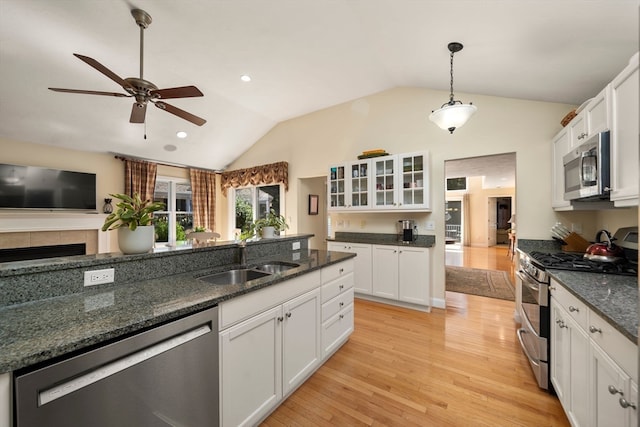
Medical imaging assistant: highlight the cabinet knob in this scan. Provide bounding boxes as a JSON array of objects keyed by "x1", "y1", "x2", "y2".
[
  {"x1": 589, "y1": 325, "x2": 602, "y2": 334},
  {"x1": 569, "y1": 306, "x2": 579, "y2": 313},
  {"x1": 339, "y1": 284, "x2": 344, "y2": 290},
  {"x1": 339, "y1": 314, "x2": 344, "y2": 319},
  {"x1": 286, "y1": 312, "x2": 292, "y2": 318},
  {"x1": 558, "y1": 321, "x2": 567, "y2": 329},
  {"x1": 619, "y1": 398, "x2": 637, "y2": 410},
  {"x1": 277, "y1": 316, "x2": 284, "y2": 322},
  {"x1": 339, "y1": 268, "x2": 344, "y2": 273},
  {"x1": 608, "y1": 385, "x2": 623, "y2": 396},
  {"x1": 339, "y1": 302, "x2": 344, "y2": 307}
]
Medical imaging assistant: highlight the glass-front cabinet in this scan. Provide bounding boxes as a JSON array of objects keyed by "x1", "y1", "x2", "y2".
[
  {"x1": 372, "y1": 156, "x2": 398, "y2": 209},
  {"x1": 398, "y1": 151, "x2": 429, "y2": 210},
  {"x1": 329, "y1": 161, "x2": 371, "y2": 211},
  {"x1": 349, "y1": 160, "x2": 370, "y2": 209},
  {"x1": 328, "y1": 151, "x2": 430, "y2": 212},
  {"x1": 328, "y1": 164, "x2": 347, "y2": 210}
]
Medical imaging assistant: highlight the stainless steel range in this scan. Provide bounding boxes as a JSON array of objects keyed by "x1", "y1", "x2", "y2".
[{"x1": 516, "y1": 227, "x2": 638, "y2": 391}]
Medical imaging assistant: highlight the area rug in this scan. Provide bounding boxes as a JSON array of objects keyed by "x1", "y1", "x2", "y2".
[{"x1": 445, "y1": 266, "x2": 515, "y2": 301}]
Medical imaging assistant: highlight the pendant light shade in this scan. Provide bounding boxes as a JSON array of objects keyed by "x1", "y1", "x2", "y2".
[{"x1": 429, "y1": 42, "x2": 476, "y2": 134}]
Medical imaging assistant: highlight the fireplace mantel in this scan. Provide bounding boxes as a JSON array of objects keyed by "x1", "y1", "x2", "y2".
[{"x1": 0, "y1": 212, "x2": 111, "y2": 253}]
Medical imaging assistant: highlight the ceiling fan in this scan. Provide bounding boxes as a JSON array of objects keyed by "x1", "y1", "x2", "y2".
[{"x1": 49, "y1": 9, "x2": 206, "y2": 126}]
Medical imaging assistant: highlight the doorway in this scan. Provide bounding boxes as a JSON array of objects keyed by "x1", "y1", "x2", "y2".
[
  {"x1": 445, "y1": 153, "x2": 516, "y2": 271},
  {"x1": 298, "y1": 176, "x2": 327, "y2": 250}
]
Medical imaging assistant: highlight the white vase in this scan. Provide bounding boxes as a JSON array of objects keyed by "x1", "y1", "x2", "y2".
[
  {"x1": 261, "y1": 226, "x2": 276, "y2": 239},
  {"x1": 117, "y1": 225, "x2": 155, "y2": 254}
]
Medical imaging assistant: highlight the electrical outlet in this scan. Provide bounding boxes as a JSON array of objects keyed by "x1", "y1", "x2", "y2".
[
  {"x1": 292, "y1": 241, "x2": 301, "y2": 250},
  {"x1": 84, "y1": 268, "x2": 115, "y2": 287}
]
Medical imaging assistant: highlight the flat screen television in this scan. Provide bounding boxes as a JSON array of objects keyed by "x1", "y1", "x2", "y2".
[{"x1": 0, "y1": 163, "x2": 97, "y2": 210}]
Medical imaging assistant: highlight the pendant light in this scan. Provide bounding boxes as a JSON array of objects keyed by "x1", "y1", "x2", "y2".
[{"x1": 429, "y1": 42, "x2": 477, "y2": 134}]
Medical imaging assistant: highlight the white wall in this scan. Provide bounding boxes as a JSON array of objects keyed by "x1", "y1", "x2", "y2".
[{"x1": 224, "y1": 86, "x2": 637, "y2": 304}]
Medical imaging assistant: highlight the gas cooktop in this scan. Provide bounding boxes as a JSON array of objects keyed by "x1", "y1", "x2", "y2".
[{"x1": 529, "y1": 251, "x2": 638, "y2": 277}]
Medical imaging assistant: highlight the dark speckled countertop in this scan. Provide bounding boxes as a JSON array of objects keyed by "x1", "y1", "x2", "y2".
[
  {"x1": 517, "y1": 239, "x2": 638, "y2": 343},
  {"x1": 0, "y1": 247, "x2": 355, "y2": 373},
  {"x1": 327, "y1": 231, "x2": 435, "y2": 248}
]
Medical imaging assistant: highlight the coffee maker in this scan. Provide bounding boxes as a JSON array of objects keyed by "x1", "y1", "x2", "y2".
[{"x1": 398, "y1": 220, "x2": 418, "y2": 243}]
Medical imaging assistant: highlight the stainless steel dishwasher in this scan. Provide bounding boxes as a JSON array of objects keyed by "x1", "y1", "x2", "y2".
[{"x1": 15, "y1": 306, "x2": 219, "y2": 427}]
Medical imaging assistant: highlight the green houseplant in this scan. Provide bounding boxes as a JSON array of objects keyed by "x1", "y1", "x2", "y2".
[
  {"x1": 102, "y1": 193, "x2": 165, "y2": 254},
  {"x1": 254, "y1": 209, "x2": 288, "y2": 238}
]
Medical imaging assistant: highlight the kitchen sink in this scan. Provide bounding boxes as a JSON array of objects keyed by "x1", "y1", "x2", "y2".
[
  {"x1": 198, "y1": 269, "x2": 272, "y2": 285},
  {"x1": 254, "y1": 261, "x2": 300, "y2": 274}
]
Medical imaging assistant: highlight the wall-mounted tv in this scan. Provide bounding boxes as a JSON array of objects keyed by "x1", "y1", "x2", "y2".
[{"x1": 0, "y1": 163, "x2": 97, "y2": 210}]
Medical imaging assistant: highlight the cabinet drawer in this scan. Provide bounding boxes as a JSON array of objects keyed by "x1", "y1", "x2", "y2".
[
  {"x1": 219, "y1": 270, "x2": 320, "y2": 330},
  {"x1": 322, "y1": 288, "x2": 354, "y2": 322},
  {"x1": 589, "y1": 312, "x2": 638, "y2": 381},
  {"x1": 322, "y1": 304, "x2": 354, "y2": 357},
  {"x1": 321, "y1": 272, "x2": 354, "y2": 303},
  {"x1": 321, "y1": 259, "x2": 354, "y2": 284},
  {"x1": 551, "y1": 283, "x2": 588, "y2": 330}
]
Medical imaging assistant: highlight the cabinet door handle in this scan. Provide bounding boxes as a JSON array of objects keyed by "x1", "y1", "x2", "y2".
[
  {"x1": 277, "y1": 316, "x2": 284, "y2": 322},
  {"x1": 286, "y1": 312, "x2": 292, "y2": 318},
  {"x1": 589, "y1": 325, "x2": 602, "y2": 334},
  {"x1": 619, "y1": 398, "x2": 637, "y2": 410},
  {"x1": 558, "y1": 321, "x2": 567, "y2": 329},
  {"x1": 339, "y1": 268, "x2": 344, "y2": 273},
  {"x1": 339, "y1": 284, "x2": 344, "y2": 290},
  {"x1": 569, "y1": 306, "x2": 579, "y2": 313},
  {"x1": 339, "y1": 302, "x2": 344, "y2": 307},
  {"x1": 339, "y1": 314, "x2": 344, "y2": 319},
  {"x1": 609, "y1": 385, "x2": 623, "y2": 396}
]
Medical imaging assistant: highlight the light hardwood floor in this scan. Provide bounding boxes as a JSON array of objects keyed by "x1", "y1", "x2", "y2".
[{"x1": 262, "y1": 246, "x2": 570, "y2": 426}]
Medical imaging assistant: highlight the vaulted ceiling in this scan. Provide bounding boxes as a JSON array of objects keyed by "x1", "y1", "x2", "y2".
[{"x1": 0, "y1": 1, "x2": 637, "y2": 171}]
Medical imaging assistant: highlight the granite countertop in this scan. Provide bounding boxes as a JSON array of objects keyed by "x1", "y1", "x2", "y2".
[
  {"x1": 327, "y1": 232, "x2": 435, "y2": 248},
  {"x1": 517, "y1": 239, "x2": 638, "y2": 344},
  {"x1": 0, "y1": 249, "x2": 355, "y2": 373}
]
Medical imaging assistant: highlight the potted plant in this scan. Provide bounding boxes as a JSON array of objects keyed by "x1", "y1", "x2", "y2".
[
  {"x1": 254, "y1": 209, "x2": 288, "y2": 238},
  {"x1": 101, "y1": 193, "x2": 165, "y2": 254}
]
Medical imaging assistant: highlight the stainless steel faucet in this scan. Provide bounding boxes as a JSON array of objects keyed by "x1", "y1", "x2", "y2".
[{"x1": 239, "y1": 241, "x2": 247, "y2": 265}]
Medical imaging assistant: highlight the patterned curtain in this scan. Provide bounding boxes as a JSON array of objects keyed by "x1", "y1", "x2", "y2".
[
  {"x1": 220, "y1": 161, "x2": 288, "y2": 196},
  {"x1": 189, "y1": 168, "x2": 217, "y2": 231},
  {"x1": 123, "y1": 158, "x2": 158, "y2": 201}
]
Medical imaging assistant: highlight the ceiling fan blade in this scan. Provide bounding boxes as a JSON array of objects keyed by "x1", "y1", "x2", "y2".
[
  {"x1": 73, "y1": 54, "x2": 134, "y2": 90},
  {"x1": 154, "y1": 102, "x2": 206, "y2": 126},
  {"x1": 130, "y1": 103, "x2": 148, "y2": 123},
  {"x1": 48, "y1": 88, "x2": 130, "y2": 97},
  {"x1": 151, "y1": 86, "x2": 204, "y2": 99}
]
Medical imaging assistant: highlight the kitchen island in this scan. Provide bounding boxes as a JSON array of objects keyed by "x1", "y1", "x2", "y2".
[{"x1": 0, "y1": 234, "x2": 356, "y2": 426}]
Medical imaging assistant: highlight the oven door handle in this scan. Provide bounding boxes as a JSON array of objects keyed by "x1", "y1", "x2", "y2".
[
  {"x1": 516, "y1": 270, "x2": 539, "y2": 293},
  {"x1": 516, "y1": 328, "x2": 540, "y2": 367}
]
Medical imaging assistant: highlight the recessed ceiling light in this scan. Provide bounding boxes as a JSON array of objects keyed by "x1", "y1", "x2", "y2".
[
  {"x1": 164, "y1": 144, "x2": 177, "y2": 152},
  {"x1": 176, "y1": 131, "x2": 187, "y2": 139},
  {"x1": 240, "y1": 74, "x2": 252, "y2": 82}
]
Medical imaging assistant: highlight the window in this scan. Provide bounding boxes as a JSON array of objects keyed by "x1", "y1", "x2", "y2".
[
  {"x1": 446, "y1": 177, "x2": 467, "y2": 191},
  {"x1": 153, "y1": 177, "x2": 193, "y2": 247},
  {"x1": 232, "y1": 184, "x2": 283, "y2": 237}
]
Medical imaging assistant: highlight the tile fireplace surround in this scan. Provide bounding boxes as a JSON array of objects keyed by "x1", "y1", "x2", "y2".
[{"x1": 0, "y1": 212, "x2": 110, "y2": 255}]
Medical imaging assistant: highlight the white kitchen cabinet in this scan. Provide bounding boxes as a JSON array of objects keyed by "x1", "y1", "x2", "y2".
[
  {"x1": 372, "y1": 244, "x2": 430, "y2": 307},
  {"x1": 585, "y1": 85, "x2": 611, "y2": 136},
  {"x1": 370, "y1": 151, "x2": 430, "y2": 211},
  {"x1": 550, "y1": 296, "x2": 590, "y2": 427},
  {"x1": 398, "y1": 246, "x2": 430, "y2": 305},
  {"x1": 220, "y1": 288, "x2": 321, "y2": 427},
  {"x1": 0, "y1": 372, "x2": 9, "y2": 427},
  {"x1": 568, "y1": 111, "x2": 588, "y2": 149},
  {"x1": 220, "y1": 305, "x2": 282, "y2": 427},
  {"x1": 320, "y1": 260, "x2": 355, "y2": 358},
  {"x1": 550, "y1": 279, "x2": 638, "y2": 427},
  {"x1": 328, "y1": 159, "x2": 372, "y2": 211},
  {"x1": 610, "y1": 52, "x2": 639, "y2": 207},
  {"x1": 551, "y1": 127, "x2": 571, "y2": 209},
  {"x1": 327, "y1": 241, "x2": 372, "y2": 294},
  {"x1": 592, "y1": 344, "x2": 638, "y2": 427}
]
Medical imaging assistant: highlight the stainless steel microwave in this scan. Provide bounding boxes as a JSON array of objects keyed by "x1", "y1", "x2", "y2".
[{"x1": 563, "y1": 131, "x2": 610, "y2": 201}]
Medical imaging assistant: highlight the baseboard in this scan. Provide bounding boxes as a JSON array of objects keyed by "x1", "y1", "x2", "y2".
[
  {"x1": 355, "y1": 294, "x2": 431, "y2": 312},
  {"x1": 431, "y1": 297, "x2": 446, "y2": 309}
]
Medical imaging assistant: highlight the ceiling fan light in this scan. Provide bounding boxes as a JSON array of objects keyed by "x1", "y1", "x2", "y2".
[{"x1": 429, "y1": 103, "x2": 477, "y2": 134}]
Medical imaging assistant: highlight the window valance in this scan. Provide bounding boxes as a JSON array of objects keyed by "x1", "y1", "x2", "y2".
[{"x1": 220, "y1": 161, "x2": 288, "y2": 196}]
